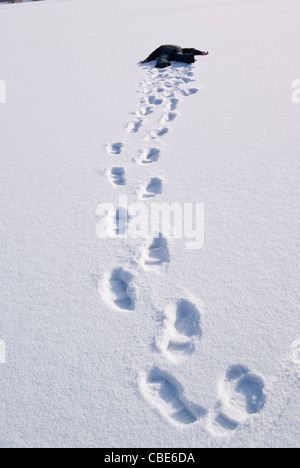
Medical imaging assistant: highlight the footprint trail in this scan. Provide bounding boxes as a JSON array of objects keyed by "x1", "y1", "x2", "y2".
[{"x1": 100, "y1": 62, "x2": 227, "y2": 436}]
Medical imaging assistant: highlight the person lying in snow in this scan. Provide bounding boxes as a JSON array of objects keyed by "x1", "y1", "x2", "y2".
[{"x1": 140, "y1": 44, "x2": 209, "y2": 68}]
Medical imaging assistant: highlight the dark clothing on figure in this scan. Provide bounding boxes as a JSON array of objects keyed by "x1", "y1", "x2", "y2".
[
  {"x1": 155, "y1": 47, "x2": 194, "y2": 68},
  {"x1": 143, "y1": 44, "x2": 208, "y2": 68},
  {"x1": 143, "y1": 44, "x2": 183, "y2": 63},
  {"x1": 182, "y1": 48, "x2": 207, "y2": 55}
]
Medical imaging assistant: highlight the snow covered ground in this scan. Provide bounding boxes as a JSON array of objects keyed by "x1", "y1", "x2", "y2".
[{"x1": 0, "y1": 0, "x2": 299, "y2": 448}]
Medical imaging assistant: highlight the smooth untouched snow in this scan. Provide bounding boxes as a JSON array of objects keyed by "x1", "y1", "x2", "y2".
[{"x1": 0, "y1": 0, "x2": 299, "y2": 448}]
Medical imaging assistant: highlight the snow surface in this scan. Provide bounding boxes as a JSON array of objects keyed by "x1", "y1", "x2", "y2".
[{"x1": 0, "y1": 0, "x2": 299, "y2": 448}]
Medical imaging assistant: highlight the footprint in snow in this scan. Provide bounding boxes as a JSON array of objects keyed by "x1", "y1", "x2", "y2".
[
  {"x1": 176, "y1": 76, "x2": 194, "y2": 84},
  {"x1": 140, "y1": 85, "x2": 151, "y2": 95},
  {"x1": 108, "y1": 167, "x2": 126, "y2": 187},
  {"x1": 140, "y1": 235, "x2": 170, "y2": 272},
  {"x1": 137, "y1": 105, "x2": 153, "y2": 117},
  {"x1": 160, "y1": 112, "x2": 178, "y2": 125},
  {"x1": 147, "y1": 95, "x2": 163, "y2": 106},
  {"x1": 136, "y1": 148, "x2": 160, "y2": 165},
  {"x1": 126, "y1": 119, "x2": 143, "y2": 134},
  {"x1": 169, "y1": 98, "x2": 179, "y2": 111},
  {"x1": 158, "y1": 299, "x2": 202, "y2": 362},
  {"x1": 145, "y1": 128, "x2": 168, "y2": 141},
  {"x1": 106, "y1": 142, "x2": 123, "y2": 155},
  {"x1": 100, "y1": 268, "x2": 135, "y2": 312},
  {"x1": 139, "y1": 367, "x2": 207, "y2": 426},
  {"x1": 208, "y1": 365, "x2": 266, "y2": 437},
  {"x1": 140, "y1": 177, "x2": 163, "y2": 199},
  {"x1": 180, "y1": 88, "x2": 199, "y2": 97},
  {"x1": 164, "y1": 81, "x2": 176, "y2": 89}
]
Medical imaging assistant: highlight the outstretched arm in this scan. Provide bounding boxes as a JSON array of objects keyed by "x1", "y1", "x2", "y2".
[
  {"x1": 140, "y1": 46, "x2": 163, "y2": 64},
  {"x1": 195, "y1": 50, "x2": 209, "y2": 55},
  {"x1": 183, "y1": 48, "x2": 209, "y2": 56}
]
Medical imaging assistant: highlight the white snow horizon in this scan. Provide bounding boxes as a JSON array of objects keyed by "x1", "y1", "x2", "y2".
[{"x1": 0, "y1": 0, "x2": 299, "y2": 448}]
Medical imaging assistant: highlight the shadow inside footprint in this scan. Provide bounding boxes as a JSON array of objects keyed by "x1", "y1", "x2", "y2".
[
  {"x1": 165, "y1": 300, "x2": 202, "y2": 358},
  {"x1": 106, "y1": 142, "x2": 123, "y2": 155},
  {"x1": 167, "y1": 341, "x2": 194, "y2": 355},
  {"x1": 209, "y1": 365, "x2": 267, "y2": 436},
  {"x1": 145, "y1": 235, "x2": 170, "y2": 267},
  {"x1": 110, "y1": 167, "x2": 125, "y2": 186},
  {"x1": 142, "y1": 178, "x2": 163, "y2": 198},
  {"x1": 109, "y1": 268, "x2": 135, "y2": 311},
  {"x1": 225, "y1": 364, "x2": 266, "y2": 414},
  {"x1": 156, "y1": 128, "x2": 168, "y2": 137},
  {"x1": 235, "y1": 374, "x2": 267, "y2": 414},
  {"x1": 161, "y1": 112, "x2": 177, "y2": 124},
  {"x1": 139, "y1": 106, "x2": 153, "y2": 116},
  {"x1": 138, "y1": 148, "x2": 160, "y2": 164},
  {"x1": 148, "y1": 96, "x2": 163, "y2": 106},
  {"x1": 145, "y1": 367, "x2": 206, "y2": 425},
  {"x1": 169, "y1": 98, "x2": 179, "y2": 111},
  {"x1": 181, "y1": 77, "x2": 194, "y2": 83},
  {"x1": 174, "y1": 300, "x2": 202, "y2": 338},
  {"x1": 127, "y1": 120, "x2": 143, "y2": 133},
  {"x1": 180, "y1": 88, "x2": 199, "y2": 97},
  {"x1": 166, "y1": 112, "x2": 177, "y2": 122},
  {"x1": 226, "y1": 365, "x2": 249, "y2": 381},
  {"x1": 148, "y1": 128, "x2": 168, "y2": 140},
  {"x1": 214, "y1": 413, "x2": 239, "y2": 432}
]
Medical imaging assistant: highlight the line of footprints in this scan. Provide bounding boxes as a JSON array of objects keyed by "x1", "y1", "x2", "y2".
[{"x1": 100, "y1": 64, "x2": 267, "y2": 437}]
